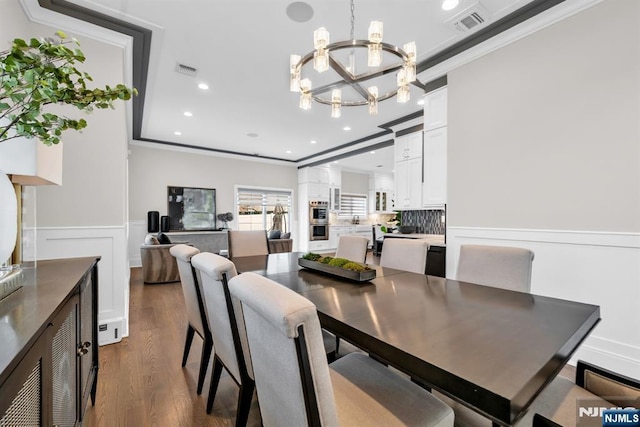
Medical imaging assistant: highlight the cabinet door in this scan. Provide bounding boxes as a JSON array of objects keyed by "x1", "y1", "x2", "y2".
[
  {"x1": 424, "y1": 87, "x2": 447, "y2": 131},
  {"x1": 329, "y1": 187, "x2": 340, "y2": 211},
  {"x1": 78, "y1": 269, "x2": 97, "y2": 422},
  {"x1": 395, "y1": 132, "x2": 422, "y2": 161},
  {"x1": 308, "y1": 183, "x2": 329, "y2": 201},
  {"x1": 423, "y1": 127, "x2": 447, "y2": 208},
  {"x1": 0, "y1": 328, "x2": 51, "y2": 427},
  {"x1": 51, "y1": 298, "x2": 78, "y2": 427},
  {"x1": 407, "y1": 157, "x2": 423, "y2": 209},
  {"x1": 394, "y1": 161, "x2": 409, "y2": 208}
]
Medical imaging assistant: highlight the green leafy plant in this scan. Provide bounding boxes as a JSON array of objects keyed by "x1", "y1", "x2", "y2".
[{"x1": 0, "y1": 30, "x2": 136, "y2": 146}]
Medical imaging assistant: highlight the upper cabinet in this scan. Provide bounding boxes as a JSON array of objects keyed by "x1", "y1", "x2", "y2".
[
  {"x1": 299, "y1": 166, "x2": 330, "y2": 184},
  {"x1": 423, "y1": 87, "x2": 447, "y2": 131},
  {"x1": 422, "y1": 87, "x2": 448, "y2": 209},
  {"x1": 368, "y1": 173, "x2": 394, "y2": 213},
  {"x1": 299, "y1": 166, "x2": 330, "y2": 201},
  {"x1": 422, "y1": 127, "x2": 447, "y2": 208},
  {"x1": 394, "y1": 132, "x2": 423, "y2": 161},
  {"x1": 394, "y1": 132, "x2": 423, "y2": 209}
]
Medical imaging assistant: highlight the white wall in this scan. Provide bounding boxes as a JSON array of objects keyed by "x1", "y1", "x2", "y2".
[
  {"x1": 341, "y1": 170, "x2": 369, "y2": 195},
  {"x1": 446, "y1": 0, "x2": 640, "y2": 377},
  {"x1": 1, "y1": 0, "x2": 131, "y2": 344},
  {"x1": 127, "y1": 144, "x2": 298, "y2": 265}
]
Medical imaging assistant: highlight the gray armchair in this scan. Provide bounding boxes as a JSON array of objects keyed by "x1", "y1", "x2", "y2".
[{"x1": 140, "y1": 243, "x2": 180, "y2": 283}]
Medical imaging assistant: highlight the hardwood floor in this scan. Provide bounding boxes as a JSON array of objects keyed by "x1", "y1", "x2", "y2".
[{"x1": 84, "y1": 267, "x2": 262, "y2": 427}]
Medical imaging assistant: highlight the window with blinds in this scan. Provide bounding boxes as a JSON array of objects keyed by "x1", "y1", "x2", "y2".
[
  {"x1": 339, "y1": 194, "x2": 367, "y2": 217},
  {"x1": 236, "y1": 188, "x2": 292, "y2": 232}
]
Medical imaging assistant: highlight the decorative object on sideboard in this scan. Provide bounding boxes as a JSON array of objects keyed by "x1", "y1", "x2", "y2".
[
  {"x1": 217, "y1": 212, "x2": 234, "y2": 229},
  {"x1": 160, "y1": 215, "x2": 170, "y2": 232},
  {"x1": 147, "y1": 211, "x2": 160, "y2": 233}
]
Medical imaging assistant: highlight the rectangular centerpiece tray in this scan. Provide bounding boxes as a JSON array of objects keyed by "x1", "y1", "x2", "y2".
[{"x1": 298, "y1": 258, "x2": 376, "y2": 282}]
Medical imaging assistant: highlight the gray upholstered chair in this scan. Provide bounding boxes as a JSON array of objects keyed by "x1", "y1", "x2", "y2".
[
  {"x1": 228, "y1": 230, "x2": 269, "y2": 257},
  {"x1": 169, "y1": 244, "x2": 211, "y2": 395},
  {"x1": 456, "y1": 244, "x2": 535, "y2": 292},
  {"x1": 228, "y1": 271, "x2": 455, "y2": 427},
  {"x1": 380, "y1": 238, "x2": 430, "y2": 274},
  {"x1": 191, "y1": 253, "x2": 255, "y2": 424},
  {"x1": 334, "y1": 234, "x2": 369, "y2": 263}
]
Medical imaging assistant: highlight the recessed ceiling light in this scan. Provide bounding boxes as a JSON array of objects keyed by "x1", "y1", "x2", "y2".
[
  {"x1": 370, "y1": 151, "x2": 376, "y2": 154},
  {"x1": 343, "y1": 126, "x2": 351, "y2": 131},
  {"x1": 198, "y1": 83, "x2": 209, "y2": 90},
  {"x1": 184, "y1": 111, "x2": 193, "y2": 117},
  {"x1": 417, "y1": 99, "x2": 425, "y2": 106},
  {"x1": 442, "y1": 0, "x2": 459, "y2": 11},
  {"x1": 174, "y1": 131, "x2": 182, "y2": 136},
  {"x1": 333, "y1": 161, "x2": 339, "y2": 164},
  {"x1": 286, "y1": 150, "x2": 292, "y2": 154},
  {"x1": 310, "y1": 140, "x2": 317, "y2": 144}
]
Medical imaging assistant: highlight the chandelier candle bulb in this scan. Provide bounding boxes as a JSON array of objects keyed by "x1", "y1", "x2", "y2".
[
  {"x1": 299, "y1": 79, "x2": 312, "y2": 110},
  {"x1": 331, "y1": 89, "x2": 342, "y2": 118},
  {"x1": 314, "y1": 27, "x2": 330, "y2": 49},
  {"x1": 368, "y1": 86, "x2": 378, "y2": 115},
  {"x1": 290, "y1": 55, "x2": 301, "y2": 92},
  {"x1": 368, "y1": 21, "x2": 383, "y2": 43}
]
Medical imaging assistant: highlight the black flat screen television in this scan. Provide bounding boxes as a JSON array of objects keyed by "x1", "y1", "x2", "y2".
[{"x1": 167, "y1": 186, "x2": 216, "y2": 231}]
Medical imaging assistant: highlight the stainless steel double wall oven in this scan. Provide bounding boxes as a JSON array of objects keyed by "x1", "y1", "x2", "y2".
[{"x1": 309, "y1": 201, "x2": 328, "y2": 241}]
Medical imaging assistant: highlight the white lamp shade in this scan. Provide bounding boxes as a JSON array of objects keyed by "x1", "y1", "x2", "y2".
[{"x1": 0, "y1": 137, "x2": 63, "y2": 186}]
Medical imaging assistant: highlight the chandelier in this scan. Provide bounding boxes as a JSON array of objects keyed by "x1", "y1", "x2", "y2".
[{"x1": 289, "y1": 0, "x2": 417, "y2": 117}]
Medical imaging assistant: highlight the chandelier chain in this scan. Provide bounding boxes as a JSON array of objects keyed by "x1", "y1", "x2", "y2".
[{"x1": 350, "y1": 0, "x2": 355, "y2": 40}]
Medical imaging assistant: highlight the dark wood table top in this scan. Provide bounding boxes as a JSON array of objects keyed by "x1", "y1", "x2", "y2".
[
  {"x1": 231, "y1": 253, "x2": 600, "y2": 426},
  {"x1": 0, "y1": 257, "x2": 100, "y2": 385}
]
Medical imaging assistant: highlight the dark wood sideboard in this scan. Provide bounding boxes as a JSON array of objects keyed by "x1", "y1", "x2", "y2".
[{"x1": 0, "y1": 257, "x2": 99, "y2": 426}]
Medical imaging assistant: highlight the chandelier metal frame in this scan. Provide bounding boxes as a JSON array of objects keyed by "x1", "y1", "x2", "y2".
[{"x1": 293, "y1": 40, "x2": 411, "y2": 107}]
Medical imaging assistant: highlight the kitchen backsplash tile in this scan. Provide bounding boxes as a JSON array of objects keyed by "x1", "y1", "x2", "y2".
[{"x1": 401, "y1": 209, "x2": 446, "y2": 234}]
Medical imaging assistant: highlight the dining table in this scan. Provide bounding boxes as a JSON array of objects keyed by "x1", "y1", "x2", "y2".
[{"x1": 230, "y1": 252, "x2": 601, "y2": 426}]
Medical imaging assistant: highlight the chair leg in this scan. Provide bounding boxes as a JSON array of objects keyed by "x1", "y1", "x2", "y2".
[
  {"x1": 182, "y1": 325, "x2": 195, "y2": 367},
  {"x1": 206, "y1": 357, "x2": 224, "y2": 414},
  {"x1": 235, "y1": 378, "x2": 255, "y2": 427},
  {"x1": 197, "y1": 337, "x2": 213, "y2": 395},
  {"x1": 335, "y1": 336, "x2": 341, "y2": 355}
]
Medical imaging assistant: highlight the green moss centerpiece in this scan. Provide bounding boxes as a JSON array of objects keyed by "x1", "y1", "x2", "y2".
[{"x1": 298, "y1": 253, "x2": 376, "y2": 282}]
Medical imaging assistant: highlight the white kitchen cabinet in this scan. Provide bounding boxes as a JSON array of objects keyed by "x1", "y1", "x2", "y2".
[
  {"x1": 328, "y1": 166, "x2": 341, "y2": 187},
  {"x1": 329, "y1": 186, "x2": 341, "y2": 211},
  {"x1": 329, "y1": 226, "x2": 354, "y2": 250},
  {"x1": 395, "y1": 157, "x2": 422, "y2": 209},
  {"x1": 298, "y1": 166, "x2": 330, "y2": 184},
  {"x1": 394, "y1": 132, "x2": 423, "y2": 209},
  {"x1": 308, "y1": 182, "x2": 329, "y2": 201},
  {"x1": 423, "y1": 127, "x2": 447, "y2": 208},
  {"x1": 394, "y1": 132, "x2": 423, "y2": 161},
  {"x1": 368, "y1": 173, "x2": 394, "y2": 213},
  {"x1": 308, "y1": 240, "x2": 331, "y2": 253},
  {"x1": 423, "y1": 87, "x2": 447, "y2": 131}
]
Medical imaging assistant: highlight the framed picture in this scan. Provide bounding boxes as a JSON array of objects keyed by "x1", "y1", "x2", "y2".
[{"x1": 167, "y1": 186, "x2": 216, "y2": 231}]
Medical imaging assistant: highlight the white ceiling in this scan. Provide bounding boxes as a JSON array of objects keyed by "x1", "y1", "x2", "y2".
[{"x1": 64, "y1": 0, "x2": 554, "y2": 172}]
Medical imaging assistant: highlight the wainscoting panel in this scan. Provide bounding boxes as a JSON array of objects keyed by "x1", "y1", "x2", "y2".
[
  {"x1": 446, "y1": 226, "x2": 640, "y2": 378},
  {"x1": 129, "y1": 220, "x2": 146, "y2": 267},
  {"x1": 34, "y1": 226, "x2": 130, "y2": 345}
]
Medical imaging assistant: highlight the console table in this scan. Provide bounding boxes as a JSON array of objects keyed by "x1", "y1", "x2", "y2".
[
  {"x1": 0, "y1": 257, "x2": 99, "y2": 426},
  {"x1": 166, "y1": 230, "x2": 228, "y2": 254}
]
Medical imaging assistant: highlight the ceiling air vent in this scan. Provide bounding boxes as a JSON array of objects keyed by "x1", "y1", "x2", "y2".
[
  {"x1": 446, "y1": 2, "x2": 491, "y2": 33},
  {"x1": 175, "y1": 62, "x2": 198, "y2": 77}
]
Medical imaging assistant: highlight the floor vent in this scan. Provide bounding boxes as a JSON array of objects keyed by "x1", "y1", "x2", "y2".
[
  {"x1": 175, "y1": 62, "x2": 198, "y2": 77},
  {"x1": 447, "y1": 2, "x2": 491, "y2": 33}
]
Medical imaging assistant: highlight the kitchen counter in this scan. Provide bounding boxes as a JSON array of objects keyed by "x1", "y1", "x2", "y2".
[{"x1": 384, "y1": 233, "x2": 445, "y2": 246}]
